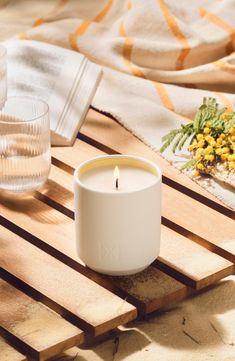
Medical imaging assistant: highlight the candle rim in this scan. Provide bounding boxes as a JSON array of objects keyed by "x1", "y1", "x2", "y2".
[{"x1": 74, "y1": 155, "x2": 161, "y2": 194}]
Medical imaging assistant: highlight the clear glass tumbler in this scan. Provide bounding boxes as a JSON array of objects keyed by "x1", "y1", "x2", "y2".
[
  {"x1": 0, "y1": 44, "x2": 7, "y2": 109},
  {"x1": 0, "y1": 96, "x2": 51, "y2": 193}
]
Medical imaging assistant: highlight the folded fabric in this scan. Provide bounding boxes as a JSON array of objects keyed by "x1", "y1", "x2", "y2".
[{"x1": 1, "y1": 0, "x2": 234, "y2": 209}]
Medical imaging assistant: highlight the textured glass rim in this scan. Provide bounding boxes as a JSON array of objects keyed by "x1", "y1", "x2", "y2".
[
  {"x1": 0, "y1": 96, "x2": 49, "y2": 124},
  {"x1": 0, "y1": 44, "x2": 6, "y2": 58}
]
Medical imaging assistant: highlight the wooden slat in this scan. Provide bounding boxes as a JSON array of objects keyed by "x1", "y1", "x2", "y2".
[
  {"x1": 0, "y1": 336, "x2": 26, "y2": 361},
  {"x1": 0, "y1": 226, "x2": 136, "y2": 337},
  {"x1": 0, "y1": 279, "x2": 83, "y2": 361},
  {"x1": 82, "y1": 109, "x2": 234, "y2": 215},
  {"x1": 52, "y1": 139, "x2": 235, "y2": 263},
  {"x1": 158, "y1": 226, "x2": 234, "y2": 289},
  {"x1": 162, "y1": 185, "x2": 235, "y2": 262},
  {"x1": 5, "y1": 151, "x2": 231, "y2": 291},
  {"x1": 0, "y1": 225, "x2": 188, "y2": 316},
  {"x1": 52, "y1": 137, "x2": 104, "y2": 171},
  {"x1": 111, "y1": 267, "x2": 189, "y2": 314},
  {"x1": 37, "y1": 165, "x2": 74, "y2": 218}
]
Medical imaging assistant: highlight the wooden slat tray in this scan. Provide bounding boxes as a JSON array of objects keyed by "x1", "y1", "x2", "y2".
[{"x1": 0, "y1": 109, "x2": 234, "y2": 361}]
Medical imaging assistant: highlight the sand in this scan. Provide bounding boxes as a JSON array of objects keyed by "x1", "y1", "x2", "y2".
[{"x1": 51, "y1": 276, "x2": 235, "y2": 361}]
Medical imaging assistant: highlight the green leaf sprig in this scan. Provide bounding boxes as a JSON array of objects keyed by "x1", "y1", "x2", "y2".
[{"x1": 160, "y1": 97, "x2": 235, "y2": 173}]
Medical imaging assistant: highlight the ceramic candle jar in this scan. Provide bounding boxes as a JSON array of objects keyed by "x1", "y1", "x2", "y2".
[{"x1": 74, "y1": 155, "x2": 162, "y2": 276}]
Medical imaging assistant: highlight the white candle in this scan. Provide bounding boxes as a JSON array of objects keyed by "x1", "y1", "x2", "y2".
[
  {"x1": 74, "y1": 155, "x2": 162, "y2": 276},
  {"x1": 80, "y1": 164, "x2": 157, "y2": 192}
]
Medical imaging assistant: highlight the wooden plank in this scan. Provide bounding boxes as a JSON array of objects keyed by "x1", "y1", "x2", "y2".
[
  {"x1": 52, "y1": 137, "x2": 104, "y2": 171},
  {"x1": 37, "y1": 165, "x2": 74, "y2": 218},
  {"x1": 0, "y1": 336, "x2": 26, "y2": 361},
  {"x1": 0, "y1": 226, "x2": 136, "y2": 337},
  {"x1": 0, "y1": 279, "x2": 83, "y2": 361},
  {"x1": 111, "y1": 267, "x2": 189, "y2": 314},
  {"x1": 0, "y1": 226, "x2": 188, "y2": 316},
  {"x1": 1, "y1": 155, "x2": 230, "y2": 290},
  {"x1": 81, "y1": 109, "x2": 234, "y2": 215},
  {"x1": 162, "y1": 185, "x2": 235, "y2": 262},
  {"x1": 158, "y1": 226, "x2": 234, "y2": 289},
  {"x1": 51, "y1": 139, "x2": 235, "y2": 263}
]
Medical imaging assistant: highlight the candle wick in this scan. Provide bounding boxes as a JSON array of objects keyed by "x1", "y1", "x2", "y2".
[{"x1": 116, "y1": 178, "x2": 119, "y2": 190}]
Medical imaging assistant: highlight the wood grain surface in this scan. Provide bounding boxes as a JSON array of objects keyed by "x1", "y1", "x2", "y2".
[
  {"x1": 0, "y1": 108, "x2": 234, "y2": 361},
  {"x1": 1, "y1": 176, "x2": 233, "y2": 292},
  {"x1": 0, "y1": 279, "x2": 83, "y2": 361},
  {"x1": 0, "y1": 226, "x2": 136, "y2": 337},
  {"x1": 111, "y1": 267, "x2": 189, "y2": 314},
  {"x1": 0, "y1": 219, "x2": 188, "y2": 315},
  {"x1": 0, "y1": 336, "x2": 26, "y2": 361},
  {"x1": 157, "y1": 226, "x2": 234, "y2": 289}
]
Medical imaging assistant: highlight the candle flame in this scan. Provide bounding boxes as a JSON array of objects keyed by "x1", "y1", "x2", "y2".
[{"x1": 114, "y1": 166, "x2": 120, "y2": 190}]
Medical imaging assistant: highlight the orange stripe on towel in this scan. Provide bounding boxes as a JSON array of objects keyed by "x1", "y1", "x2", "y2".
[
  {"x1": 70, "y1": 0, "x2": 113, "y2": 52},
  {"x1": 214, "y1": 92, "x2": 233, "y2": 111},
  {"x1": 18, "y1": 0, "x2": 68, "y2": 40},
  {"x1": 152, "y1": 81, "x2": 192, "y2": 123},
  {"x1": 93, "y1": 0, "x2": 113, "y2": 22},
  {"x1": 33, "y1": 0, "x2": 68, "y2": 26},
  {"x1": 119, "y1": 1, "x2": 145, "y2": 77},
  {"x1": 154, "y1": 82, "x2": 192, "y2": 122},
  {"x1": 33, "y1": 17, "x2": 44, "y2": 27},
  {"x1": 153, "y1": 82, "x2": 175, "y2": 112},
  {"x1": 200, "y1": 7, "x2": 235, "y2": 55},
  {"x1": 119, "y1": 21, "x2": 146, "y2": 78},
  {"x1": 158, "y1": 0, "x2": 190, "y2": 70},
  {"x1": 127, "y1": 0, "x2": 132, "y2": 10},
  {"x1": 19, "y1": 32, "x2": 28, "y2": 40}
]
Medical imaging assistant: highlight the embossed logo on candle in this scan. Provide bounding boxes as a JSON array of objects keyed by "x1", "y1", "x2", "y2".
[{"x1": 99, "y1": 242, "x2": 120, "y2": 261}]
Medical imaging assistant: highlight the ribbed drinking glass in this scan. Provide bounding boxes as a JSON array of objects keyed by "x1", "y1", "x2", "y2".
[{"x1": 0, "y1": 96, "x2": 51, "y2": 193}]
